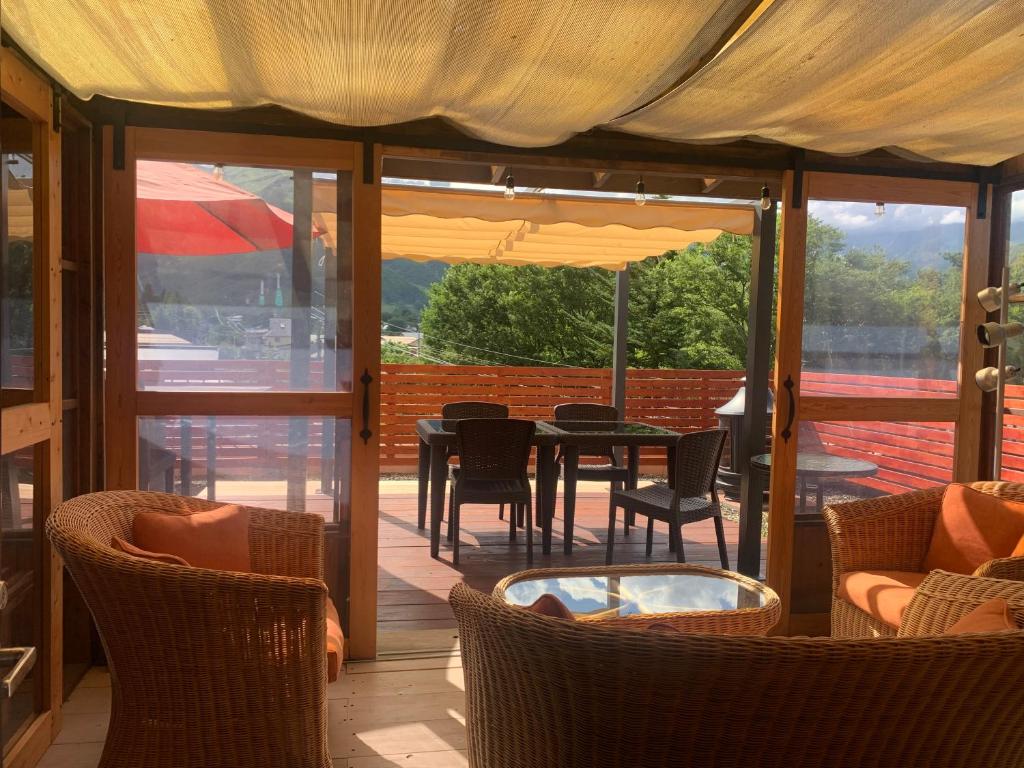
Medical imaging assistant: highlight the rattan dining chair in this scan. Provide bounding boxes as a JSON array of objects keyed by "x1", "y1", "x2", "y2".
[
  {"x1": 607, "y1": 428, "x2": 728, "y2": 566},
  {"x1": 448, "y1": 418, "x2": 536, "y2": 566},
  {"x1": 441, "y1": 401, "x2": 516, "y2": 524},
  {"x1": 552, "y1": 403, "x2": 634, "y2": 535}
]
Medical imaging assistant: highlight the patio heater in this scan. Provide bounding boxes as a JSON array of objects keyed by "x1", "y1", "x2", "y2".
[{"x1": 715, "y1": 378, "x2": 774, "y2": 499}]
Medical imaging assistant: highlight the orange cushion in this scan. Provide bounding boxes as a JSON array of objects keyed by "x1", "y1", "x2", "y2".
[
  {"x1": 111, "y1": 535, "x2": 190, "y2": 567},
  {"x1": 133, "y1": 505, "x2": 250, "y2": 572},
  {"x1": 524, "y1": 594, "x2": 576, "y2": 621},
  {"x1": 326, "y1": 597, "x2": 344, "y2": 682},
  {"x1": 838, "y1": 570, "x2": 927, "y2": 629},
  {"x1": 923, "y1": 485, "x2": 1024, "y2": 574},
  {"x1": 1013, "y1": 535, "x2": 1024, "y2": 558},
  {"x1": 944, "y1": 598, "x2": 1018, "y2": 635}
]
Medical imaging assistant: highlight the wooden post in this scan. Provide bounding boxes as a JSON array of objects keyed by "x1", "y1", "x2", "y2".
[
  {"x1": 954, "y1": 185, "x2": 993, "y2": 482},
  {"x1": 737, "y1": 203, "x2": 776, "y2": 578},
  {"x1": 765, "y1": 170, "x2": 807, "y2": 635}
]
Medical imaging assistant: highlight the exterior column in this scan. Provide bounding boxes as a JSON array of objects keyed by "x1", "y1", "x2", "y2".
[{"x1": 737, "y1": 203, "x2": 777, "y2": 578}]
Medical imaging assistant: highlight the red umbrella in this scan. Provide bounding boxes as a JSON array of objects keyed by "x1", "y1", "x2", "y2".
[{"x1": 136, "y1": 161, "x2": 312, "y2": 256}]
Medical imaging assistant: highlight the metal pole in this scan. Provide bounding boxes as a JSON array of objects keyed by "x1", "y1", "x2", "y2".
[
  {"x1": 611, "y1": 268, "x2": 629, "y2": 417},
  {"x1": 737, "y1": 204, "x2": 777, "y2": 578}
]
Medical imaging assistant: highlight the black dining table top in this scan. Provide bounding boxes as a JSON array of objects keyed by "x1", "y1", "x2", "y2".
[{"x1": 416, "y1": 418, "x2": 679, "y2": 446}]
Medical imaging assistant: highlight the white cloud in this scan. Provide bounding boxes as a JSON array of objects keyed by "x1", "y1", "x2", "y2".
[{"x1": 940, "y1": 209, "x2": 966, "y2": 225}]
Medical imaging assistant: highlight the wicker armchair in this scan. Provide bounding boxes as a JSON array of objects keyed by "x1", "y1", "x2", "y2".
[
  {"x1": 451, "y1": 571, "x2": 1024, "y2": 768},
  {"x1": 46, "y1": 491, "x2": 331, "y2": 768},
  {"x1": 826, "y1": 481, "x2": 1024, "y2": 638}
]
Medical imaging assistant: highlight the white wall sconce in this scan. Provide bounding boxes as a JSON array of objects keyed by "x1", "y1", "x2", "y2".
[{"x1": 976, "y1": 267, "x2": 1024, "y2": 478}]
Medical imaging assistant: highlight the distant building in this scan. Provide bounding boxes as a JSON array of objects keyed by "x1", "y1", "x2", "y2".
[{"x1": 137, "y1": 326, "x2": 218, "y2": 361}]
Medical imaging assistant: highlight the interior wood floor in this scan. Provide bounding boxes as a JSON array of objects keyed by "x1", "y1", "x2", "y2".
[
  {"x1": 38, "y1": 655, "x2": 471, "y2": 768},
  {"x1": 377, "y1": 479, "x2": 761, "y2": 652}
]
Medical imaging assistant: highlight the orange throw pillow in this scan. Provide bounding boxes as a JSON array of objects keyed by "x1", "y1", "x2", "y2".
[
  {"x1": 133, "y1": 505, "x2": 250, "y2": 572},
  {"x1": 1013, "y1": 535, "x2": 1024, "y2": 558},
  {"x1": 944, "y1": 598, "x2": 1019, "y2": 635},
  {"x1": 923, "y1": 485, "x2": 1024, "y2": 574},
  {"x1": 111, "y1": 535, "x2": 190, "y2": 567},
  {"x1": 525, "y1": 594, "x2": 576, "y2": 620},
  {"x1": 326, "y1": 598, "x2": 344, "y2": 682}
]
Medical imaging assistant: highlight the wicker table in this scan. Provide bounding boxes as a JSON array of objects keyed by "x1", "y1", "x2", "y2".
[
  {"x1": 416, "y1": 418, "x2": 561, "y2": 559},
  {"x1": 494, "y1": 563, "x2": 781, "y2": 635}
]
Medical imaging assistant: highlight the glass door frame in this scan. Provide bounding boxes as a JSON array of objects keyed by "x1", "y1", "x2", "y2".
[
  {"x1": 766, "y1": 169, "x2": 990, "y2": 635},
  {"x1": 0, "y1": 47, "x2": 65, "y2": 761},
  {"x1": 102, "y1": 127, "x2": 382, "y2": 658}
]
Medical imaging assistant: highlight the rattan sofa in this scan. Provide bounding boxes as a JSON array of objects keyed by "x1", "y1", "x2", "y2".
[
  {"x1": 47, "y1": 491, "x2": 332, "y2": 768},
  {"x1": 826, "y1": 481, "x2": 1024, "y2": 638},
  {"x1": 451, "y1": 570, "x2": 1024, "y2": 768}
]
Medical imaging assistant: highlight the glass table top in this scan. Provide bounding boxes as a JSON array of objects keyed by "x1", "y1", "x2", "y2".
[
  {"x1": 545, "y1": 420, "x2": 677, "y2": 436},
  {"x1": 422, "y1": 418, "x2": 561, "y2": 435},
  {"x1": 502, "y1": 571, "x2": 766, "y2": 619}
]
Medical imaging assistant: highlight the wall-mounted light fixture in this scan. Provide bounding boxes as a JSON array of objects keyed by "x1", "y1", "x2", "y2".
[
  {"x1": 976, "y1": 266, "x2": 1023, "y2": 478},
  {"x1": 504, "y1": 171, "x2": 515, "y2": 200},
  {"x1": 634, "y1": 177, "x2": 646, "y2": 207},
  {"x1": 760, "y1": 183, "x2": 772, "y2": 212}
]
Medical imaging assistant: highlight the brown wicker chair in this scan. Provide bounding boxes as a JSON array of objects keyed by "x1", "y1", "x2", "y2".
[
  {"x1": 552, "y1": 402, "x2": 633, "y2": 534},
  {"x1": 46, "y1": 491, "x2": 331, "y2": 768},
  {"x1": 451, "y1": 570, "x2": 1024, "y2": 768},
  {"x1": 442, "y1": 401, "x2": 514, "y2": 523},
  {"x1": 607, "y1": 429, "x2": 728, "y2": 567},
  {"x1": 448, "y1": 418, "x2": 536, "y2": 566},
  {"x1": 826, "y1": 481, "x2": 1024, "y2": 638}
]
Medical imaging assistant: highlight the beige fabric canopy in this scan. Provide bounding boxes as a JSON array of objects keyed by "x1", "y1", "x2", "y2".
[
  {"x1": 319, "y1": 186, "x2": 753, "y2": 270},
  {"x1": 6, "y1": 1, "x2": 1022, "y2": 164}
]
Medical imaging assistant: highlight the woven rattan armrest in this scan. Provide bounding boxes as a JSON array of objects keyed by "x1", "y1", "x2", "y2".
[
  {"x1": 898, "y1": 569, "x2": 1024, "y2": 636},
  {"x1": 824, "y1": 485, "x2": 943, "y2": 592},
  {"x1": 973, "y1": 554, "x2": 1024, "y2": 581},
  {"x1": 247, "y1": 507, "x2": 325, "y2": 581}
]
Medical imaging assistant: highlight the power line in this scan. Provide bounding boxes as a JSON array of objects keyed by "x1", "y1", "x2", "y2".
[{"x1": 381, "y1": 321, "x2": 574, "y2": 368}]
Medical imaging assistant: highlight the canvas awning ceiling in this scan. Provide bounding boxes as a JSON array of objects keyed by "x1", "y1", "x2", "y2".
[
  {"x1": 318, "y1": 185, "x2": 754, "y2": 270},
  {"x1": 5, "y1": 1, "x2": 1024, "y2": 165}
]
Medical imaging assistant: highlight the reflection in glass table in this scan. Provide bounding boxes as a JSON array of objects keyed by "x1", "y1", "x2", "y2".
[{"x1": 495, "y1": 564, "x2": 780, "y2": 635}]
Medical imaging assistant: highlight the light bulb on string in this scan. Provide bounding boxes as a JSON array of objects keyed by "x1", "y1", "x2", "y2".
[
  {"x1": 760, "y1": 183, "x2": 772, "y2": 211},
  {"x1": 212, "y1": 163, "x2": 225, "y2": 181},
  {"x1": 504, "y1": 172, "x2": 515, "y2": 200},
  {"x1": 875, "y1": 202, "x2": 885, "y2": 217},
  {"x1": 635, "y1": 178, "x2": 646, "y2": 207}
]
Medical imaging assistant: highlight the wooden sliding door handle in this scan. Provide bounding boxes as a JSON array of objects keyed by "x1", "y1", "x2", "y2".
[{"x1": 781, "y1": 375, "x2": 796, "y2": 443}]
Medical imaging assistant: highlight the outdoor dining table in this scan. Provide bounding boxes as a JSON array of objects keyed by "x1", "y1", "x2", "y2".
[
  {"x1": 750, "y1": 452, "x2": 879, "y2": 513},
  {"x1": 416, "y1": 418, "x2": 562, "y2": 559},
  {"x1": 545, "y1": 420, "x2": 682, "y2": 555}
]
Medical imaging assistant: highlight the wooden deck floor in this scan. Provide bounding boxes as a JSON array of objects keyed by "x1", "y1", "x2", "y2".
[{"x1": 377, "y1": 480, "x2": 764, "y2": 651}]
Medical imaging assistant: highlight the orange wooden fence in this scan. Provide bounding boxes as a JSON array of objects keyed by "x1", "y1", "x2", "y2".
[{"x1": 130, "y1": 361, "x2": 1024, "y2": 497}]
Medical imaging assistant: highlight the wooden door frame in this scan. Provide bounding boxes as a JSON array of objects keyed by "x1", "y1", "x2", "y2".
[
  {"x1": 102, "y1": 127, "x2": 381, "y2": 658},
  {"x1": 0, "y1": 46, "x2": 64, "y2": 767},
  {"x1": 765, "y1": 171, "x2": 990, "y2": 635}
]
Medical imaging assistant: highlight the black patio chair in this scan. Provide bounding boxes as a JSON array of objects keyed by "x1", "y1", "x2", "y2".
[
  {"x1": 553, "y1": 403, "x2": 633, "y2": 534},
  {"x1": 441, "y1": 401, "x2": 516, "y2": 525},
  {"x1": 448, "y1": 418, "x2": 536, "y2": 566},
  {"x1": 606, "y1": 428, "x2": 728, "y2": 567}
]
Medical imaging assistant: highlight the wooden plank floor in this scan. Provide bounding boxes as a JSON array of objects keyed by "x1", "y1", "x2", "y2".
[
  {"x1": 39, "y1": 657, "x2": 472, "y2": 768},
  {"x1": 377, "y1": 479, "x2": 764, "y2": 651}
]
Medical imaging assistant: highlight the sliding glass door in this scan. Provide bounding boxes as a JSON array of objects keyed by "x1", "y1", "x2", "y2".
[
  {"x1": 104, "y1": 129, "x2": 381, "y2": 657},
  {"x1": 766, "y1": 171, "x2": 989, "y2": 635}
]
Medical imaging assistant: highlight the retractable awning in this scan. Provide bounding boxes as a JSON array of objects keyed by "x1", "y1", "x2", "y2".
[{"x1": 314, "y1": 185, "x2": 755, "y2": 270}]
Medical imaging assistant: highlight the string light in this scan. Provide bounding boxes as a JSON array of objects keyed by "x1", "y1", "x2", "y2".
[
  {"x1": 504, "y1": 171, "x2": 515, "y2": 200},
  {"x1": 634, "y1": 177, "x2": 646, "y2": 207},
  {"x1": 212, "y1": 163, "x2": 224, "y2": 181},
  {"x1": 875, "y1": 201, "x2": 885, "y2": 217},
  {"x1": 760, "y1": 183, "x2": 772, "y2": 211}
]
